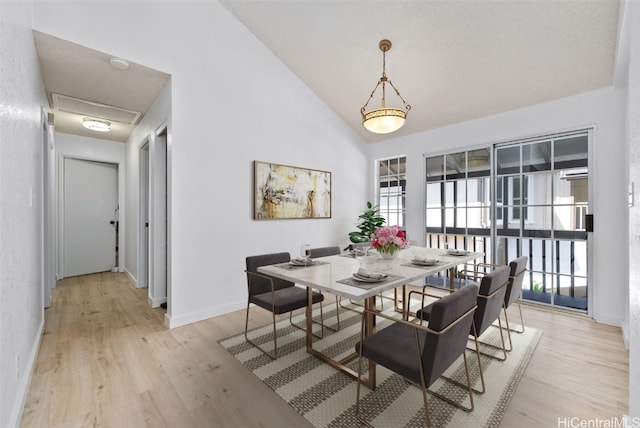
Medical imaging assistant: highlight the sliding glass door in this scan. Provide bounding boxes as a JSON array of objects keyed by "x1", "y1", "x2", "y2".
[
  {"x1": 495, "y1": 132, "x2": 590, "y2": 311},
  {"x1": 425, "y1": 130, "x2": 591, "y2": 312}
]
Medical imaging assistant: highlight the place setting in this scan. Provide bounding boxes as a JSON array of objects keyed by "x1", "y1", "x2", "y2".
[
  {"x1": 275, "y1": 245, "x2": 329, "y2": 270},
  {"x1": 403, "y1": 254, "x2": 441, "y2": 269},
  {"x1": 337, "y1": 267, "x2": 402, "y2": 289},
  {"x1": 275, "y1": 257, "x2": 329, "y2": 270},
  {"x1": 444, "y1": 248, "x2": 470, "y2": 256}
]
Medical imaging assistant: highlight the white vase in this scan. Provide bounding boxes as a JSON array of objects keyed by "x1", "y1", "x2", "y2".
[{"x1": 379, "y1": 251, "x2": 397, "y2": 260}]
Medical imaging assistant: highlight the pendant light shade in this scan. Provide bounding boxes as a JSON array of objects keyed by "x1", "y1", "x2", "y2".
[
  {"x1": 362, "y1": 108, "x2": 406, "y2": 134},
  {"x1": 361, "y1": 39, "x2": 411, "y2": 134}
]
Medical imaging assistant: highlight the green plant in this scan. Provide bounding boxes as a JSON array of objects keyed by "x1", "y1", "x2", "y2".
[
  {"x1": 346, "y1": 201, "x2": 386, "y2": 249},
  {"x1": 531, "y1": 281, "x2": 558, "y2": 294}
]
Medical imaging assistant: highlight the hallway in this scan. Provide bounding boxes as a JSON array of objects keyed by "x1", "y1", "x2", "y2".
[{"x1": 20, "y1": 273, "x2": 307, "y2": 427}]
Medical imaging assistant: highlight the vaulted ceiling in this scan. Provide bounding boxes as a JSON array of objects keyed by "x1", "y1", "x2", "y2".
[{"x1": 34, "y1": 1, "x2": 621, "y2": 143}]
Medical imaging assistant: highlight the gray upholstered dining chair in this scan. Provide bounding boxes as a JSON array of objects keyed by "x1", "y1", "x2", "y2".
[
  {"x1": 466, "y1": 265, "x2": 510, "y2": 360},
  {"x1": 412, "y1": 265, "x2": 510, "y2": 396},
  {"x1": 502, "y1": 256, "x2": 528, "y2": 350},
  {"x1": 454, "y1": 256, "x2": 528, "y2": 351},
  {"x1": 354, "y1": 283, "x2": 479, "y2": 428},
  {"x1": 307, "y1": 246, "x2": 341, "y2": 330},
  {"x1": 245, "y1": 252, "x2": 325, "y2": 359}
]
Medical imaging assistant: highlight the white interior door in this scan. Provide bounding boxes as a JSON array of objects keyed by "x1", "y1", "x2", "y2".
[
  {"x1": 64, "y1": 158, "x2": 118, "y2": 277},
  {"x1": 149, "y1": 130, "x2": 167, "y2": 307},
  {"x1": 139, "y1": 143, "x2": 150, "y2": 288}
]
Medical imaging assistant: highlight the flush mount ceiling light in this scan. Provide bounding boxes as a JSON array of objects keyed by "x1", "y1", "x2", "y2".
[
  {"x1": 109, "y1": 57, "x2": 130, "y2": 70},
  {"x1": 82, "y1": 118, "x2": 111, "y2": 132},
  {"x1": 361, "y1": 39, "x2": 411, "y2": 135}
]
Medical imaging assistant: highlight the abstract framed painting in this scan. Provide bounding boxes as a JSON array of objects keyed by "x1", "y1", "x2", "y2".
[{"x1": 254, "y1": 161, "x2": 332, "y2": 220}]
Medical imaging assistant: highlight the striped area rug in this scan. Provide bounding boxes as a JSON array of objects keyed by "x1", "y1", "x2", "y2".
[{"x1": 219, "y1": 299, "x2": 541, "y2": 427}]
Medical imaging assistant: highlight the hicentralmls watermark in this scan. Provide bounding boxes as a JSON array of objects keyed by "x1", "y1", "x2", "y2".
[{"x1": 558, "y1": 416, "x2": 640, "y2": 428}]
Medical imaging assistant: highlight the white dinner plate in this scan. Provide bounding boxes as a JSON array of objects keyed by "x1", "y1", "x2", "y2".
[
  {"x1": 447, "y1": 249, "x2": 469, "y2": 256},
  {"x1": 411, "y1": 259, "x2": 439, "y2": 266},
  {"x1": 352, "y1": 273, "x2": 387, "y2": 283}
]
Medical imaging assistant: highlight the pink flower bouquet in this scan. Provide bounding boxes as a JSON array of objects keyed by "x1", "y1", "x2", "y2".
[{"x1": 370, "y1": 225, "x2": 408, "y2": 256}]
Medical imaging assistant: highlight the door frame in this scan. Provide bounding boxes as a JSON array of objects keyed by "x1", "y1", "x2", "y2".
[
  {"x1": 57, "y1": 153, "x2": 125, "y2": 279},
  {"x1": 42, "y1": 110, "x2": 55, "y2": 308},
  {"x1": 138, "y1": 123, "x2": 169, "y2": 309},
  {"x1": 491, "y1": 127, "x2": 593, "y2": 315},
  {"x1": 421, "y1": 127, "x2": 593, "y2": 315},
  {"x1": 138, "y1": 140, "x2": 150, "y2": 289},
  {"x1": 149, "y1": 126, "x2": 168, "y2": 308}
]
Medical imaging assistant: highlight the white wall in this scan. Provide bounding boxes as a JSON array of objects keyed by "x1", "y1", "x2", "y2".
[
  {"x1": 123, "y1": 79, "x2": 171, "y2": 310},
  {"x1": 368, "y1": 86, "x2": 627, "y2": 327},
  {"x1": 32, "y1": 1, "x2": 369, "y2": 328},
  {"x1": 56, "y1": 133, "x2": 126, "y2": 161},
  {"x1": 0, "y1": 2, "x2": 48, "y2": 427},
  {"x1": 124, "y1": 80, "x2": 171, "y2": 285},
  {"x1": 626, "y1": 0, "x2": 640, "y2": 418}
]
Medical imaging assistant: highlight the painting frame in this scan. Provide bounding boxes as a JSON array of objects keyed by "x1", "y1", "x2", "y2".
[{"x1": 253, "y1": 161, "x2": 332, "y2": 220}]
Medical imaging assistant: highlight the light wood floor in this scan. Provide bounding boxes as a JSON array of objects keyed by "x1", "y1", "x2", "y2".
[{"x1": 21, "y1": 272, "x2": 628, "y2": 427}]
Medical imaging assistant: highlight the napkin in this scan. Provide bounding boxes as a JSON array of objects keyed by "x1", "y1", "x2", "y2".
[
  {"x1": 413, "y1": 255, "x2": 436, "y2": 263},
  {"x1": 356, "y1": 268, "x2": 387, "y2": 279}
]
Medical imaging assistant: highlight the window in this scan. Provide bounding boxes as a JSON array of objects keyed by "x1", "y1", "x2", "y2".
[
  {"x1": 424, "y1": 148, "x2": 491, "y2": 257},
  {"x1": 378, "y1": 156, "x2": 406, "y2": 227},
  {"x1": 508, "y1": 176, "x2": 529, "y2": 221}
]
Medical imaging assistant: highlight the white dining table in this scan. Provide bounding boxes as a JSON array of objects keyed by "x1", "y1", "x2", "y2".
[{"x1": 257, "y1": 247, "x2": 483, "y2": 388}]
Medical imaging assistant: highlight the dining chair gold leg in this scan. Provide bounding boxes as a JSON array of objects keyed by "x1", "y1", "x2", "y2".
[
  {"x1": 340, "y1": 296, "x2": 384, "y2": 313},
  {"x1": 290, "y1": 310, "x2": 323, "y2": 339},
  {"x1": 413, "y1": 326, "x2": 432, "y2": 428},
  {"x1": 244, "y1": 302, "x2": 278, "y2": 359},
  {"x1": 500, "y1": 301, "x2": 525, "y2": 352},
  {"x1": 471, "y1": 316, "x2": 508, "y2": 361},
  {"x1": 443, "y1": 325, "x2": 486, "y2": 395},
  {"x1": 507, "y1": 301, "x2": 525, "y2": 333},
  {"x1": 502, "y1": 306, "x2": 514, "y2": 352},
  {"x1": 469, "y1": 322, "x2": 486, "y2": 394},
  {"x1": 429, "y1": 352, "x2": 475, "y2": 412},
  {"x1": 313, "y1": 292, "x2": 340, "y2": 333}
]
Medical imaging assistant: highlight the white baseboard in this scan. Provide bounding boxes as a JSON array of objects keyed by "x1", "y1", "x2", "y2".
[
  {"x1": 124, "y1": 268, "x2": 138, "y2": 288},
  {"x1": 8, "y1": 318, "x2": 44, "y2": 428},
  {"x1": 621, "y1": 320, "x2": 630, "y2": 349},
  {"x1": 148, "y1": 295, "x2": 167, "y2": 308},
  {"x1": 593, "y1": 313, "x2": 623, "y2": 328},
  {"x1": 164, "y1": 299, "x2": 245, "y2": 329}
]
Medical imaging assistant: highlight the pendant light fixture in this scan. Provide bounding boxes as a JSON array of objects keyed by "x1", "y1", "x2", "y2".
[{"x1": 361, "y1": 39, "x2": 411, "y2": 134}]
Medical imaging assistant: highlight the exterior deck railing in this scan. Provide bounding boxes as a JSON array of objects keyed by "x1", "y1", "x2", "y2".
[{"x1": 425, "y1": 232, "x2": 587, "y2": 311}]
